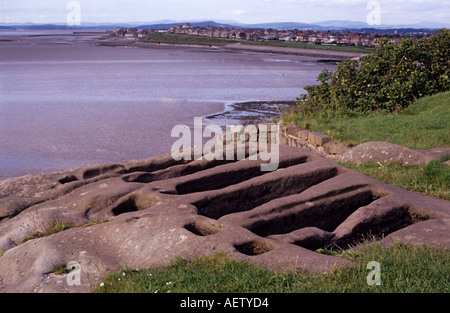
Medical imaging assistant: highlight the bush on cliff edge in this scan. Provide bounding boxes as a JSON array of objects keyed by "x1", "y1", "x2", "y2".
[{"x1": 297, "y1": 28, "x2": 450, "y2": 116}]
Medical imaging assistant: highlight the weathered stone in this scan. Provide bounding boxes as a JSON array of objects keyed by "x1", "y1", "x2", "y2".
[
  {"x1": 279, "y1": 127, "x2": 449, "y2": 166},
  {"x1": 294, "y1": 138, "x2": 308, "y2": 148},
  {"x1": 286, "y1": 125, "x2": 301, "y2": 137},
  {"x1": 339, "y1": 141, "x2": 437, "y2": 164},
  {"x1": 279, "y1": 133, "x2": 289, "y2": 145},
  {"x1": 419, "y1": 148, "x2": 450, "y2": 160},
  {"x1": 268, "y1": 227, "x2": 335, "y2": 251},
  {"x1": 384, "y1": 219, "x2": 450, "y2": 248},
  {"x1": 297, "y1": 129, "x2": 310, "y2": 141},
  {"x1": 323, "y1": 141, "x2": 349, "y2": 155},
  {"x1": 308, "y1": 131, "x2": 331, "y2": 146},
  {"x1": 0, "y1": 144, "x2": 448, "y2": 293}
]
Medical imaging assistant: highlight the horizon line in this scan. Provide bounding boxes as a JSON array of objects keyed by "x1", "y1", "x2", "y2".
[{"x1": 1, "y1": 19, "x2": 449, "y2": 29}]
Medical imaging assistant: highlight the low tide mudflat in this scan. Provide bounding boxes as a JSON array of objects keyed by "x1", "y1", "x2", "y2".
[{"x1": 0, "y1": 30, "x2": 335, "y2": 179}]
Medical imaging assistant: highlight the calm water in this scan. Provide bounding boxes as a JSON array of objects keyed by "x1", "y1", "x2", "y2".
[{"x1": 0, "y1": 31, "x2": 336, "y2": 179}]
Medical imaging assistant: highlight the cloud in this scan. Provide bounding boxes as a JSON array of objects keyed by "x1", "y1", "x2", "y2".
[
  {"x1": 0, "y1": 0, "x2": 449, "y2": 25},
  {"x1": 222, "y1": 9, "x2": 247, "y2": 15}
]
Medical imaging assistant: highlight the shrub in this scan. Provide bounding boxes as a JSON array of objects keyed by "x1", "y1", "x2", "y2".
[{"x1": 298, "y1": 29, "x2": 450, "y2": 115}]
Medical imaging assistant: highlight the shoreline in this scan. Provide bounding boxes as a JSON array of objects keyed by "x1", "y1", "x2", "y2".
[
  {"x1": 222, "y1": 43, "x2": 366, "y2": 60},
  {"x1": 2, "y1": 31, "x2": 334, "y2": 181},
  {"x1": 97, "y1": 35, "x2": 367, "y2": 60},
  {"x1": 1, "y1": 29, "x2": 368, "y2": 60}
]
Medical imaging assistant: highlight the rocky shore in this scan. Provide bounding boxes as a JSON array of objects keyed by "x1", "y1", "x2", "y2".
[
  {"x1": 0, "y1": 142, "x2": 449, "y2": 292},
  {"x1": 2, "y1": 32, "x2": 447, "y2": 293}
]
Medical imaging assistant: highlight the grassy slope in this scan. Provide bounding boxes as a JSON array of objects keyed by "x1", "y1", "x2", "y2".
[
  {"x1": 282, "y1": 92, "x2": 450, "y2": 200},
  {"x1": 341, "y1": 158, "x2": 449, "y2": 201},
  {"x1": 94, "y1": 242, "x2": 449, "y2": 293},
  {"x1": 240, "y1": 40, "x2": 372, "y2": 54},
  {"x1": 146, "y1": 32, "x2": 235, "y2": 44},
  {"x1": 282, "y1": 91, "x2": 450, "y2": 150}
]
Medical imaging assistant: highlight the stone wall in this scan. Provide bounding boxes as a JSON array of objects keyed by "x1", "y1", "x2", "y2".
[
  {"x1": 279, "y1": 124, "x2": 350, "y2": 160},
  {"x1": 278, "y1": 123, "x2": 450, "y2": 165},
  {"x1": 216, "y1": 123, "x2": 350, "y2": 161}
]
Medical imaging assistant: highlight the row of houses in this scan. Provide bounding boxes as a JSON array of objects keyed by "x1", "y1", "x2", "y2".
[
  {"x1": 115, "y1": 27, "x2": 152, "y2": 39},
  {"x1": 168, "y1": 24, "x2": 383, "y2": 47},
  {"x1": 115, "y1": 25, "x2": 420, "y2": 47}
]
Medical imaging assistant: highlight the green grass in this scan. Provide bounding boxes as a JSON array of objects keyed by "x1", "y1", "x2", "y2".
[
  {"x1": 240, "y1": 40, "x2": 373, "y2": 54},
  {"x1": 146, "y1": 33, "x2": 235, "y2": 45},
  {"x1": 282, "y1": 92, "x2": 450, "y2": 200},
  {"x1": 340, "y1": 157, "x2": 450, "y2": 201},
  {"x1": 52, "y1": 264, "x2": 72, "y2": 275},
  {"x1": 19, "y1": 219, "x2": 108, "y2": 245},
  {"x1": 93, "y1": 242, "x2": 449, "y2": 293},
  {"x1": 146, "y1": 33, "x2": 372, "y2": 54},
  {"x1": 282, "y1": 91, "x2": 450, "y2": 150},
  {"x1": 20, "y1": 219, "x2": 69, "y2": 244}
]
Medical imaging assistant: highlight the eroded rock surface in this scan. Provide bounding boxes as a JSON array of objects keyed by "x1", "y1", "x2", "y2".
[
  {"x1": 0, "y1": 145, "x2": 448, "y2": 293},
  {"x1": 339, "y1": 142, "x2": 450, "y2": 165}
]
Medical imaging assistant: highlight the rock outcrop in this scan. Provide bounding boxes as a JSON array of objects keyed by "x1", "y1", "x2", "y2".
[
  {"x1": 280, "y1": 124, "x2": 450, "y2": 165},
  {"x1": 339, "y1": 142, "x2": 450, "y2": 165},
  {"x1": 0, "y1": 145, "x2": 449, "y2": 293}
]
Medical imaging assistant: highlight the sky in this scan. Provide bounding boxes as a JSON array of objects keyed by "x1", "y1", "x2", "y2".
[{"x1": 1, "y1": 0, "x2": 449, "y2": 26}]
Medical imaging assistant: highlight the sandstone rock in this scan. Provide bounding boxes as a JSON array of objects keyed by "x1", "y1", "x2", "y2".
[
  {"x1": 268, "y1": 227, "x2": 335, "y2": 251},
  {"x1": 308, "y1": 131, "x2": 331, "y2": 146},
  {"x1": 297, "y1": 130, "x2": 310, "y2": 141},
  {"x1": 339, "y1": 141, "x2": 437, "y2": 164},
  {"x1": 383, "y1": 219, "x2": 450, "y2": 248},
  {"x1": 0, "y1": 144, "x2": 448, "y2": 293},
  {"x1": 286, "y1": 125, "x2": 301, "y2": 137},
  {"x1": 419, "y1": 148, "x2": 450, "y2": 160},
  {"x1": 323, "y1": 141, "x2": 350, "y2": 155}
]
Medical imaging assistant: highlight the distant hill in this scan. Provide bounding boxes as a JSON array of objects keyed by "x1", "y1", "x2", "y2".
[
  {"x1": 1, "y1": 20, "x2": 448, "y2": 32},
  {"x1": 242, "y1": 22, "x2": 318, "y2": 30},
  {"x1": 0, "y1": 23, "x2": 114, "y2": 30},
  {"x1": 137, "y1": 21, "x2": 246, "y2": 30},
  {"x1": 236, "y1": 20, "x2": 449, "y2": 31}
]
